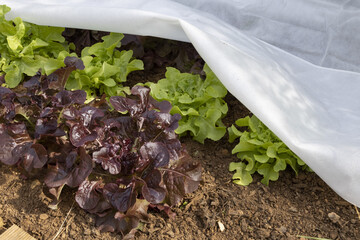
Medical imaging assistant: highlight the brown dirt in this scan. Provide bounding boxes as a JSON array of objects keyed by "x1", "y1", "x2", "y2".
[
  {"x1": 1, "y1": 40, "x2": 360, "y2": 240},
  {"x1": 1, "y1": 97, "x2": 359, "y2": 240}
]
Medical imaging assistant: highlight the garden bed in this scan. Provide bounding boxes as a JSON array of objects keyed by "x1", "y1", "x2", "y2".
[
  {"x1": 0, "y1": 12, "x2": 359, "y2": 238},
  {"x1": 0, "y1": 63, "x2": 359, "y2": 240}
]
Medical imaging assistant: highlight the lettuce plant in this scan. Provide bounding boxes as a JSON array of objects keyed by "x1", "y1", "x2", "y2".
[
  {"x1": 66, "y1": 32, "x2": 144, "y2": 100},
  {"x1": 0, "y1": 56, "x2": 85, "y2": 174},
  {"x1": 228, "y1": 115, "x2": 309, "y2": 186},
  {"x1": 0, "y1": 57, "x2": 201, "y2": 238},
  {"x1": 0, "y1": 5, "x2": 75, "y2": 88},
  {"x1": 0, "y1": 5, "x2": 143, "y2": 99},
  {"x1": 146, "y1": 64, "x2": 228, "y2": 143}
]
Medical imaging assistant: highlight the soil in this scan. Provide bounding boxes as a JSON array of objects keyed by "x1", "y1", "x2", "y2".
[{"x1": 1, "y1": 38, "x2": 360, "y2": 240}]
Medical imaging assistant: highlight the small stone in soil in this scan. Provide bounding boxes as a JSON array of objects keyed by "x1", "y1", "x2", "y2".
[
  {"x1": 0, "y1": 217, "x2": 3, "y2": 228},
  {"x1": 39, "y1": 214, "x2": 49, "y2": 220},
  {"x1": 328, "y1": 212, "x2": 340, "y2": 223},
  {"x1": 289, "y1": 207, "x2": 298, "y2": 213},
  {"x1": 277, "y1": 226, "x2": 287, "y2": 233},
  {"x1": 218, "y1": 221, "x2": 225, "y2": 232}
]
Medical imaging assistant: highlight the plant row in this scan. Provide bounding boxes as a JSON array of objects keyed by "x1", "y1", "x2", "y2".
[
  {"x1": 0, "y1": 4, "x2": 310, "y2": 238},
  {"x1": 0, "y1": 56, "x2": 201, "y2": 238}
]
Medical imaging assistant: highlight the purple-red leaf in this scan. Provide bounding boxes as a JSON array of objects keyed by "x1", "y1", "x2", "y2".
[
  {"x1": 125, "y1": 198, "x2": 149, "y2": 221},
  {"x1": 35, "y1": 118, "x2": 65, "y2": 138},
  {"x1": 156, "y1": 112, "x2": 181, "y2": 132},
  {"x1": 95, "y1": 198, "x2": 148, "y2": 237},
  {"x1": 142, "y1": 169, "x2": 166, "y2": 204},
  {"x1": 0, "y1": 124, "x2": 41, "y2": 168},
  {"x1": 149, "y1": 203, "x2": 176, "y2": 219},
  {"x1": 110, "y1": 86, "x2": 151, "y2": 116},
  {"x1": 45, "y1": 148, "x2": 92, "y2": 188},
  {"x1": 149, "y1": 97, "x2": 172, "y2": 113},
  {"x1": 103, "y1": 184, "x2": 136, "y2": 213},
  {"x1": 95, "y1": 211, "x2": 128, "y2": 233},
  {"x1": 93, "y1": 146, "x2": 122, "y2": 174},
  {"x1": 76, "y1": 180, "x2": 102, "y2": 210},
  {"x1": 48, "y1": 57, "x2": 85, "y2": 90},
  {"x1": 45, "y1": 164, "x2": 70, "y2": 188},
  {"x1": 24, "y1": 143, "x2": 48, "y2": 170},
  {"x1": 54, "y1": 90, "x2": 86, "y2": 107},
  {"x1": 70, "y1": 124, "x2": 97, "y2": 147},
  {"x1": 67, "y1": 147, "x2": 93, "y2": 187},
  {"x1": 23, "y1": 74, "x2": 41, "y2": 89},
  {"x1": 140, "y1": 142, "x2": 169, "y2": 168},
  {"x1": 62, "y1": 106, "x2": 79, "y2": 120},
  {"x1": 0, "y1": 124, "x2": 18, "y2": 165},
  {"x1": 80, "y1": 106, "x2": 104, "y2": 126},
  {"x1": 163, "y1": 151, "x2": 201, "y2": 206},
  {"x1": 64, "y1": 56, "x2": 86, "y2": 70},
  {"x1": 48, "y1": 185, "x2": 65, "y2": 209},
  {"x1": 110, "y1": 96, "x2": 138, "y2": 114},
  {"x1": 130, "y1": 85, "x2": 150, "y2": 110}
]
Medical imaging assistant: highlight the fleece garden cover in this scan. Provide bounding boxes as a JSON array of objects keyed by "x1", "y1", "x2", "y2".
[{"x1": 4, "y1": 0, "x2": 360, "y2": 207}]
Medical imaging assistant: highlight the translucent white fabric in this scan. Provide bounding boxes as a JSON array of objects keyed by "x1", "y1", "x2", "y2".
[{"x1": 4, "y1": 0, "x2": 360, "y2": 207}]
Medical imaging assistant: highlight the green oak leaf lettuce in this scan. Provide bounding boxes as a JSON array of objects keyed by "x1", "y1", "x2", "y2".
[
  {"x1": 146, "y1": 64, "x2": 228, "y2": 143},
  {"x1": 0, "y1": 5, "x2": 74, "y2": 88},
  {"x1": 66, "y1": 32, "x2": 144, "y2": 100},
  {"x1": 228, "y1": 115, "x2": 310, "y2": 186}
]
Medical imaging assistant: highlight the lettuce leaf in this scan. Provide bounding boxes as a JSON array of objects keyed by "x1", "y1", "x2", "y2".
[
  {"x1": 228, "y1": 115, "x2": 310, "y2": 185},
  {"x1": 0, "y1": 5, "x2": 74, "y2": 88},
  {"x1": 66, "y1": 32, "x2": 143, "y2": 100},
  {"x1": 146, "y1": 64, "x2": 228, "y2": 143}
]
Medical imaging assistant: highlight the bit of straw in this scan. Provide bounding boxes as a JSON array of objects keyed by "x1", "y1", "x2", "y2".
[
  {"x1": 296, "y1": 235, "x2": 331, "y2": 240},
  {"x1": 354, "y1": 204, "x2": 360, "y2": 221},
  {"x1": 51, "y1": 201, "x2": 75, "y2": 240}
]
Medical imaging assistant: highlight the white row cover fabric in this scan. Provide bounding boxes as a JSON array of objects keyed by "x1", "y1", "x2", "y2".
[{"x1": 3, "y1": 0, "x2": 360, "y2": 207}]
